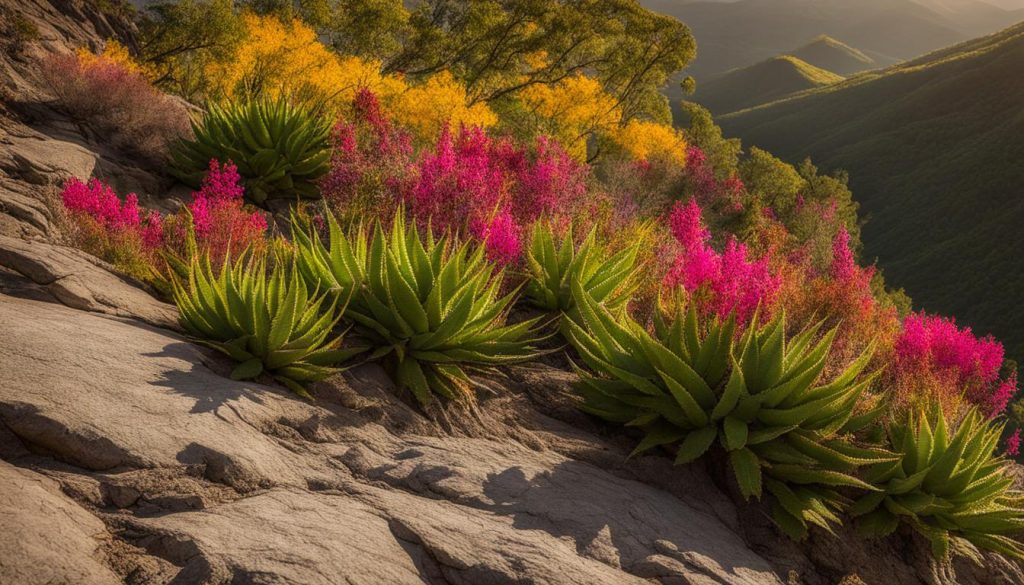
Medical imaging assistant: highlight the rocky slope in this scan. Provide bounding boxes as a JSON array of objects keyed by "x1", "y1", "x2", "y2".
[{"x1": 1, "y1": 2, "x2": 1023, "y2": 584}]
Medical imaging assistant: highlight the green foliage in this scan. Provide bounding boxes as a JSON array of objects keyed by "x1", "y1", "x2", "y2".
[
  {"x1": 170, "y1": 251, "x2": 362, "y2": 397},
  {"x1": 679, "y1": 102, "x2": 741, "y2": 180},
  {"x1": 524, "y1": 222, "x2": 638, "y2": 318},
  {"x1": 293, "y1": 209, "x2": 546, "y2": 405},
  {"x1": 381, "y1": 0, "x2": 694, "y2": 123},
  {"x1": 139, "y1": 0, "x2": 245, "y2": 100},
  {"x1": 172, "y1": 99, "x2": 330, "y2": 205},
  {"x1": 564, "y1": 281, "x2": 896, "y2": 539},
  {"x1": 851, "y1": 406, "x2": 1024, "y2": 562}
]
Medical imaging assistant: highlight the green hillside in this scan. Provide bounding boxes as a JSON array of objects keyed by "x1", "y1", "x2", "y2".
[
  {"x1": 789, "y1": 35, "x2": 884, "y2": 75},
  {"x1": 694, "y1": 55, "x2": 844, "y2": 115},
  {"x1": 720, "y1": 22, "x2": 1024, "y2": 359},
  {"x1": 641, "y1": 0, "x2": 1021, "y2": 80}
]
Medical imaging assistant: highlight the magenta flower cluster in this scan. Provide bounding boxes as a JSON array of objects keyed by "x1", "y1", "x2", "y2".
[
  {"x1": 61, "y1": 177, "x2": 163, "y2": 250},
  {"x1": 408, "y1": 124, "x2": 586, "y2": 265},
  {"x1": 319, "y1": 89, "x2": 414, "y2": 214},
  {"x1": 895, "y1": 313, "x2": 1017, "y2": 416},
  {"x1": 684, "y1": 146, "x2": 744, "y2": 210},
  {"x1": 664, "y1": 199, "x2": 781, "y2": 324},
  {"x1": 62, "y1": 177, "x2": 142, "y2": 231},
  {"x1": 186, "y1": 159, "x2": 267, "y2": 262},
  {"x1": 1006, "y1": 428, "x2": 1021, "y2": 457}
]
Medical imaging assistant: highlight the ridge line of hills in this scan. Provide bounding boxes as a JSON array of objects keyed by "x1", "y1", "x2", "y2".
[{"x1": 718, "y1": 20, "x2": 1024, "y2": 360}]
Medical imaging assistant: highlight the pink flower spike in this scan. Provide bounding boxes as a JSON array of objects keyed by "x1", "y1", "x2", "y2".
[{"x1": 1006, "y1": 429, "x2": 1020, "y2": 457}]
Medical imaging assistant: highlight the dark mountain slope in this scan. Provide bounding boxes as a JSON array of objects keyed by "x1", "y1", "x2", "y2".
[
  {"x1": 720, "y1": 23, "x2": 1024, "y2": 357},
  {"x1": 694, "y1": 55, "x2": 843, "y2": 114},
  {"x1": 641, "y1": 0, "x2": 1022, "y2": 79},
  {"x1": 788, "y1": 35, "x2": 885, "y2": 75}
]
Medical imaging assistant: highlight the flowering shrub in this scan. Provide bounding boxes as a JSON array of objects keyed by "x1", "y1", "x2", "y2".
[
  {"x1": 405, "y1": 124, "x2": 587, "y2": 261},
  {"x1": 1007, "y1": 428, "x2": 1021, "y2": 457},
  {"x1": 892, "y1": 313, "x2": 1018, "y2": 416},
  {"x1": 663, "y1": 199, "x2": 781, "y2": 325},
  {"x1": 319, "y1": 89, "x2": 414, "y2": 222},
  {"x1": 166, "y1": 160, "x2": 268, "y2": 265},
  {"x1": 40, "y1": 47, "x2": 189, "y2": 163},
  {"x1": 59, "y1": 178, "x2": 162, "y2": 281},
  {"x1": 476, "y1": 210, "x2": 522, "y2": 266},
  {"x1": 520, "y1": 75, "x2": 621, "y2": 161},
  {"x1": 203, "y1": 14, "x2": 400, "y2": 112},
  {"x1": 683, "y1": 146, "x2": 744, "y2": 210},
  {"x1": 391, "y1": 71, "x2": 498, "y2": 141}
]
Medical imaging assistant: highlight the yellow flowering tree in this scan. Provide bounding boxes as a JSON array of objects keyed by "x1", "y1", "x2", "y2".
[
  {"x1": 611, "y1": 119, "x2": 688, "y2": 166},
  {"x1": 391, "y1": 71, "x2": 497, "y2": 140},
  {"x1": 78, "y1": 40, "x2": 157, "y2": 79},
  {"x1": 520, "y1": 75, "x2": 621, "y2": 161},
  {"x1": 204, "y1": 14, "x2": 403, "y2": 113}
]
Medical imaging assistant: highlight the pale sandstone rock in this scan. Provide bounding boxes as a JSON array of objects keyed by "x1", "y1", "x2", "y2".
[
  {"x1": 0, "y1": 235, "x2": 178, "y2": 329},
  {"x1": 0, "y1": 459, "x2": 120, "y2": 585}
]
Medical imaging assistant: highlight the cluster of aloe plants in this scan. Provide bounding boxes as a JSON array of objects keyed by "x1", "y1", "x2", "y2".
[
  {"x1": 852, "y1": 406, "x2": 1024, "y2": 561},
  {"x1": 292, "y1": 209, "x2": 546, "y2": 404},
  {"x1": 167, "y1": 202, "x2": 1024, "y2": 564},
  {"x1": 171, "y1": 99, "x2": 330, "y2": 205},
  {"x1": 564, "y1": 282, "x2": 896, "y2": 537},
  {"x1": 524, "y1": 221, "x2": 638, "y2": 320},
  {"x1": 170, "y1": 251, "x2": 362, "y2": 397},
  {"x1": 557, "y1": 278, "x2": 1024, "y2": 560}
]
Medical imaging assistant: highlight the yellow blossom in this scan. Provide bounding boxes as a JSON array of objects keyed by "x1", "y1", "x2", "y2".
[
  {"x1": 390, "y1": 71, "x2": 498, "y2": 140},
  {"x1": 520, "y1": 75, "x2": 621, "y2": 161},
  {"x1": 611, "y1": 119, "x2": 688, "y2": 166}
]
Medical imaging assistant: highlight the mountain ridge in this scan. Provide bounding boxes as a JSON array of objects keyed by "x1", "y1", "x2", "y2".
[
  {"x1": 719, "y1": 21, "x2": 1024, "y2": 358},
  {"x1": 694, "y1": 54, "x2": 844, "y2": 114}
]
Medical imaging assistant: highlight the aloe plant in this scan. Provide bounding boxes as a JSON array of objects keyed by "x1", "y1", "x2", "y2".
[
  {"x1": 171, "y1": 99, "x2": 330, "y2": 205},
  {"x1": 524, "y1": 221, "x2": 638, "y2": 318},
  {"x1": 170, "y1": 251, "x2": 362, "y2": 397},
  {"x1": 564, "y1": 280, "x2": 894, "y2": 539},
  {"x1": 851, "y1": 406, "x2": 1024, "y2": 561},
  {"x1": 293, "y1": 209, "x2": 546, "y2": 405}
]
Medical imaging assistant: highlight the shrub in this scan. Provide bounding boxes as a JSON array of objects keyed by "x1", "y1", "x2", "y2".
[
  {"x1": 390, "y1": 71, "x2": 498, "y2": 141},
  {"x1": 564, "y1": 281, "x2": 893, "y2": 539},
  {"x1": 40, "y1": 48, "x2": 190, "y2": 163},
  {"x1": 319, "y1": 89, "x2": 414, "y2": 224},
  {"x1": 664, "y1": 200, "x2": 782, "y2": 326},
  {"x1": 408, "y1": 126, "x2": 586, "y2": 228},
  {"x1": 171, "y1": 99, "x2": 331, "y2": 205},
  {"x1": 173, "y1": 159, "x2": 268, "y2": 264},
  {"x1": 59, "y1": 177, "x2": 163, "y2": 282},
  {"x1": 170, "y1": 251, "x2": 362, "y2": 397},
  {"x1": 524, "y1": 221, "x2": 638, "y2": 318},
  {"x1": 851, "y1": 406, "x2": 1024, "y2": 561},
  {"x1": 201, "y1": 14, "x2": 394, "y2": 109},
  {"x1": 293, "y1": 209, "x2": 545, "y2": 405},
  {"x1": 892, "y1": 314, "x2": 1017, "y2": 417},
  {"x1": 611, "y1": 119, "x2": 688, "y2": 166}
]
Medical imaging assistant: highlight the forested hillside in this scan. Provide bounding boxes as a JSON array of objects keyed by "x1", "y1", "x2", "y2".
[
  {"x1": 694, "y1": 55, "x2": 843, "y2": 114},
  {"x1": 720, "y1": 22, "x2": 1024, "y2": 359},
  {"x1": 641, "y1": 0, "x2": 1021, "y2": 79},
  {"x1": 789, "y1": 35, "x2": 887, "y2": 75}
]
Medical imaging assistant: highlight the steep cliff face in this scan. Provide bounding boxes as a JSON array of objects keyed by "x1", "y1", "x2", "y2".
[{"x1": 0, "y1": 3, "x2": 1022, "y2": 585}]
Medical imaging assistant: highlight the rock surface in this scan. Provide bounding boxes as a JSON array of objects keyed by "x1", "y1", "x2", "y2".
[
  {"x1": 0, "y1": 235, "x2": 178, "y2": 328},
  {"x1": 0, "y1": 294, "x2": 785, "y2": 584},
  {"x1": 0, "y1": 460, "x2": 120, "y2": 585}
]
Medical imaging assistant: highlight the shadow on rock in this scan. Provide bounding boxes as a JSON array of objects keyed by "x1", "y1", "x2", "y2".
[{"x1": 144, "y1": 341, "x2": 268, "y2": 415}]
